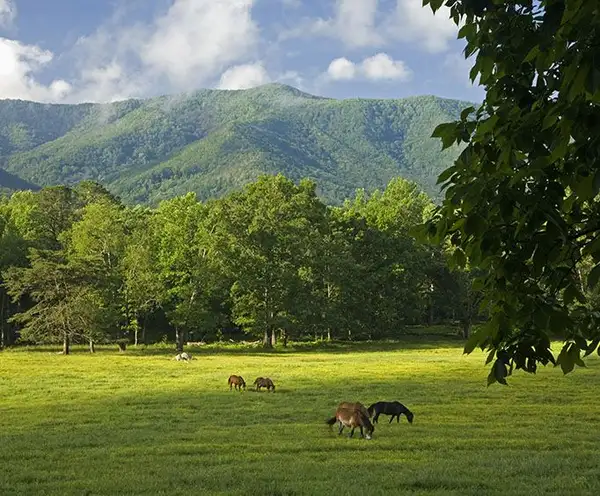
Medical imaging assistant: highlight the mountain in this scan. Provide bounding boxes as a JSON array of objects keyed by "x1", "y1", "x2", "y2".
[{"x1": 0, "y1": 84, "x2": 469, "y2": 204}]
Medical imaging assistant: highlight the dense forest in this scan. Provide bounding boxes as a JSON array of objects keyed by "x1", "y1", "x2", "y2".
[
  {"x1": 0, "y1": 175, "x2": 483, "y2": 353},
  {"x1": 0, "y1": 84, "x2": 469, "y2": 205}
]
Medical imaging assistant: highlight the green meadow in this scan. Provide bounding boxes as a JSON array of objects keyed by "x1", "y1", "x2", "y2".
[{"x1": 1, "y1": 339, "x2": 599, "y2": 495}]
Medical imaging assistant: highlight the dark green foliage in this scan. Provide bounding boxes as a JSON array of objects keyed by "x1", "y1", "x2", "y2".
[
  {"x1": 1, "y1": 176, "x2": 479, "y2": 351},
  {"x1": 420, "y1": 0, "x2": 600, "y2": 383},
  {"x1": 0, "y1": 84, "x2": 470, "y2": 205}
]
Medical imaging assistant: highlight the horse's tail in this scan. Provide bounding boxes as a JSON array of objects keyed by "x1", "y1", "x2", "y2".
[{"x1": 325, "y1": 416, "x2": 337, "y2": 426}]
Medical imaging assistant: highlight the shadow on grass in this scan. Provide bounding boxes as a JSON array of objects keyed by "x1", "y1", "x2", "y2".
[{"x1": 3, "y1": 334, "x2": 467, "y2": 356}]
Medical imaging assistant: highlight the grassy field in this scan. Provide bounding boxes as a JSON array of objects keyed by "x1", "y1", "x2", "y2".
[{"x1": 1, "y1": 339, "x2": 599, "y2": 495}]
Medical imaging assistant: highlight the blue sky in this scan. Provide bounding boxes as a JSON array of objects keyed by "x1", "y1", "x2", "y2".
[{"x1": 0, "y1": 0, "x2": 484, "y2": 103}]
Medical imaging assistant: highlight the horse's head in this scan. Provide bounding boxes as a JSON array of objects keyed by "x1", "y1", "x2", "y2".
[
  {"x1": 406, "y1": 410, "x2": 414, "y2": 424},
  {"x1": 364, "y1": 420, "x2": 375, "y2": 440}
]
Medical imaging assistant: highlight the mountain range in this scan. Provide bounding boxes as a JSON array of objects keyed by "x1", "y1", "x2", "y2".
[{"x1": 0, "y1": 84, "x2": 469, "y2": 204}]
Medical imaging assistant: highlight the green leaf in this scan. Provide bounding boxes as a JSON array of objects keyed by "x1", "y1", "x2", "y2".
[
  {"x1": 493, "y1": 359, "x2": 508, "y2": 385},
  {"x1": 587, "y1": 263, "x2": 600, "y2": 290},
  {"x1": 524, "y1": 45, "x2": 540, "y2": 63},
  {"x1": 485, "y1": 349, "x2": 496, "y2": 365},
  {"x1": 564, "y1": 281, "x2": 586, "y2": 306},
  {"x1": 584, "y1": 337, "x2": 600, "y2": 357},
  {"x1": 436, "y1": 166, "x2": 457, "y2": 185},
  {"x1": 557, "y1": 343, "x2": 575, "y2": 374},
  {"x1": 427, "y1": 0, "x2": 444, "y2": 12},
  {"x1": 464, "y1": 213, "x2": 488, "y2": 237},
  {"x1": 432, "y1": 123, "x2": 459, "y2": 150},
  {"x1": 460, "y1": 106, "x2": 475, "y2": 121}
]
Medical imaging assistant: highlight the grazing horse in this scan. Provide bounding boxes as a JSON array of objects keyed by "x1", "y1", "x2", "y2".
[
  {"x1": 338, "y1": 401, "x2": 370, "y2": 418},
  {"x1": 367, "y1": 401, "x2": 414, "y2": 424},
  {"x1": 326, "y1": 406, "x2": 374, "y2": 439},
  {"x1": 227, "y1": 375, "x2": 246, "y2": 391},
  {"x1": 253, "y1": 377, "x2": 275, "y2": 392}
]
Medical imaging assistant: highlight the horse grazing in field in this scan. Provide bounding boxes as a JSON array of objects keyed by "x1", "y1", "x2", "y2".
[
  {"x1": 326, "y1": 405, "x2": 374, "y2": 439},
  {"x1": 337, "y1": 401, "x2": 370, "y2": 418},
  {"x1": 367, "y1": 401, "x2": 414, "y2": 424},
  {"x1": 228, "y1": 375, "x2": 246, "y2": 391},
  {"x1": 253, "y1": 377, "x2": 275, "y2": 392}
]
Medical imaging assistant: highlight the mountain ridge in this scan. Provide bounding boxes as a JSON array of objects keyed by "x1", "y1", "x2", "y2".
[{"x1": 0, "y1": 84, "x2": 470, "y2": 204}]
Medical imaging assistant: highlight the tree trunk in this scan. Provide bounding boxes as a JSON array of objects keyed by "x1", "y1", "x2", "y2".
[
  {"x1": 0, "y1": 291, "x2": 12, "y2": 348},
  {"x1": 89, "y1": 339, "x2": 95, "y2": 353},
  {"x1": 175, "y1": 328, "x2": 185, "y2": 353},
  {"x1": 327, "y1": 329, "x2": 331, "y2": 341},
  {"x1": 263, "y1": 327, "x2": 273, "y2": 348},
  {"x1": 271, "y1": 329, "x2": 276, "y2": 347},
  {"x1": 141, "y1": 318, "x2": 146, "y2": 345},
  {"x1": 63, "y1": 332, "x2": 70, "y2": 355},
  {"x1": 134, "y1": 323, "x2": 139, "y2": 346},
  {"x1": 282, "y1": 329, "x2": 288, "y2": 348},
  {"x1": 461, "y1": 319, "x2": 471, "y2": 339}
]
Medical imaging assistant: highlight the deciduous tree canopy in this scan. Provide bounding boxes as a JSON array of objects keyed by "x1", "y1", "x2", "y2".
[{"x1": 421, "y1": 0, "x2": 600, "y2": 384}]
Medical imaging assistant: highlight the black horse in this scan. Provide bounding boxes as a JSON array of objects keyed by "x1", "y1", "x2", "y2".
[{"x1": 367, "y1": 401, "x2": 414, "y2": 424}]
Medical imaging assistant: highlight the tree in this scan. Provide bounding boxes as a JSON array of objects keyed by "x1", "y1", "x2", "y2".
[
  {"x1": 0, "y1": 200, "x2": 28, "y2": 347},
  {"x1": 420, "y1": 0, "x2": 600, "y2": 384},
  {"x1": 153, "y1": 193, "x2": 215, "y2": 352},
  {"x1": 209, "y1": 175, "x2": 326, "y2": 347},
  {"x1": 121, "y1": 206, "x2": 162, "y2": 346},
  {"x1": 4, "y1": 251, "x2": 106, "y2": 354},
  {"x1": 65, "y1": 200, "x2": 127, "y2": 349}
]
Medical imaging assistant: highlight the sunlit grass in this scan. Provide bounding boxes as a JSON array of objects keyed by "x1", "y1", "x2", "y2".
[{"x1": 1, "y1": 339, "x2": 599, "y2": 495}]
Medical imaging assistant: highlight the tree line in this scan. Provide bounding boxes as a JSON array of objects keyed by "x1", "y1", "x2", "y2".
[{"x1": 0, "y1": 175, "x2": 481, "y2": 354}]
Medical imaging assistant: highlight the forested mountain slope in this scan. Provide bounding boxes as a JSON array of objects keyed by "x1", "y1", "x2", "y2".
[{"x1": 0, "y1": 84, "x2": 470, "y2": 204}]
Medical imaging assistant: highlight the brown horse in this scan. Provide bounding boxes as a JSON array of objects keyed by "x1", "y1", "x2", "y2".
[
  {"x1": 227, "y1": 375, "x2": 246, "y2": 391},
  {"x1": 326, "y1": 405, "x2": 374, "y2": 439},
  {"x1": 253, "y1": 377, "x2": 275, "y2": 392},
  {"x1": 338, "y1": 401, "x2": 370, "y2": 418}
]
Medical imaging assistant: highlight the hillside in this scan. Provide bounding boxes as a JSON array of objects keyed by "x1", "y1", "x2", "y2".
[{"x1": 0, "y1": 84, "x2": 469, "y2": 204}]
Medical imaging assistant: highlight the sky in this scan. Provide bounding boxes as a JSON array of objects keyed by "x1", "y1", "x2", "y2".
[{"x1": 0, "y1": 0, "x2": 485, "y2": 104}]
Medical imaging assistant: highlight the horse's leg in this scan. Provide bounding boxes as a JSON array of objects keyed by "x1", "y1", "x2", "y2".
[
  {"x1": 349, "y1": 427, "x2": 355, "y2": 438},
  {"x1": 389, "y1": 415, "x2": 394, "y2": 424},
  {"x1": 397, "y1": 414, "x2": 401, "y2": 423},
  {"x1": 359, "y1": 426, "x2": 364, "y2": 438},
  {"x1": 373, "y1": 413, "x2": 379, "y2": 424},
  {"x1": 338, "y1": 422, "x2": 344, "y2": 435}
]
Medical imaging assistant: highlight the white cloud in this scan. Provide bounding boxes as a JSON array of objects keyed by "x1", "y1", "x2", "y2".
[
  {"x1": 361, "y1": 53, "x2": 411, "y2": 81},
  {"x1": 218, "y1": 62, "x2": 271, "y2": 90},
  {"x1": 283, "y1": 0, "x2": 382, "y2": 48},
  {"x1": 65, "y1": 0, "x2": 261, "y2": 102},
  {"x1": 0, "y1": 0, "x2": 16, "y2": 27},
  {"x1": 0, "y1": 38, "x2": 73, "y2": 102},
  {"x1": 140, "y1": 0, "x2": 258, "y2": 87},
  {"x1": 330, "y1": 0, "x2": 381, "y2": 48},
  {"x1": 282, "y1": 0, "x2": 458, "y2": 53},
  {"x1": 387, "y1": 0, "x2": 457, "y2": 53},
  {"x1": 326, "y1": 57, "x2": 356, "y2": 81},
  {"x1": 326, "y1": 53, "x2": 411, "y2": 82}
]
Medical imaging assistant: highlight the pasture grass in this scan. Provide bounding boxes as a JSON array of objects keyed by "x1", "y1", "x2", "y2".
[{"x1": 1, "y1": 339, "x2": 599, "y2": 495}]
